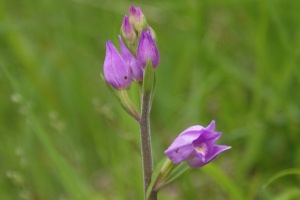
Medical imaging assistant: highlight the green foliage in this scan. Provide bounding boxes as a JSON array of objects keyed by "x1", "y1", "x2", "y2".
[{"x1": 1, "y1": 0, "x2": 300, "y2": 199}]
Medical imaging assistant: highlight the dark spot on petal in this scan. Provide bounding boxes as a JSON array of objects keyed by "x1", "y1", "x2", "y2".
[
  {"x1": 175, "y1": 148, "x2": 179, "y2": 153},
  {"x1": 124, "y1": 76, "x2": 128, "y2": 80}
]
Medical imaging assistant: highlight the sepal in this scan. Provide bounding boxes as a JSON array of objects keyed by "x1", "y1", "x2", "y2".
[{"x1": 142, "y1": 60, "x2": 155, "y2": 96}]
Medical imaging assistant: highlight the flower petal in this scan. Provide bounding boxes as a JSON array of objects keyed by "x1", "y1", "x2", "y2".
[
  {"x1": 121, "y1": 15, "x2": 137, "y2": 43},
  {"x1": 197, "y1": 131, "x2": 222, "y2": 143},
  {"x1": 165, "y1": 143, "x2": 194, "y2": 164},
  {"x1": 186, "y1": 152, "x2": 206, "y2": 168},
  {"x1": 204, "y1": 145, "x2": 231, "y2": 164},
  {"x1": 118, "y1": 35, "x2": 143, "y2": 82},
  {"x1": 137, "y1": 30, "x2": 160, "y2": 69},
  {"x1": 204, "y1": 120, "x2": 215, "y2": 132},
  {"x1": 103, "y1": 41, "x2": 132, "y2": 89}
]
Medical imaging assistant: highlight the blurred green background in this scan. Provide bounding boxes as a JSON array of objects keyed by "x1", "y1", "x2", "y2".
[{"x1": 1, "y1": 0, "x2": 300, "y2": 199}]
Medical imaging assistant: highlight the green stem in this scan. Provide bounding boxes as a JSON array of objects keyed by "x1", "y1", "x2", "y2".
[{"x1": 140, "y1": 92, "x2": 156, "y2": 200}]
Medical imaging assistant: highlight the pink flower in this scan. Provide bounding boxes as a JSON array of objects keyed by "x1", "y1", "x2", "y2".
[
  {"x1": 165, "y1": 120, "x2": 231, "y2": 168},
  {"x1": 103, "y1": 40, "x2": 132, "y2": 89},
  {"x1": 129, "y1": 5, "x2": 147, "y2": 32},
  {"x1": 137, "y1": 30, "x2": 160, "y2": 69},
  {"x1": 121, "y1": 15, "x2": 137, "y2": 44}
]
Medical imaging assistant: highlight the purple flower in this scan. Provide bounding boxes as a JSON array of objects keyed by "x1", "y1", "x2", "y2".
[
  {"x1": 118, "y1": 35, "x2": 143, "y2": 82},
  {"x1": 164, "y1": 120, "x2": 231, "y2": 168},
  {"x1": 121, "y1": 15, "x2": 137, "y2": 44},
  {"x1": 103, "y1": 40, "x2": 132, "y2": 89},
  {"x1": 137, "y1": 30, "x2": 160, "y2": 69},
  {"x1": 129, "y1": 5, "x2": 147, "y2": 32}
]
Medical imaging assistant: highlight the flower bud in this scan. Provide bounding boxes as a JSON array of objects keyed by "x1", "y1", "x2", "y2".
[
  {"x1": 147, "y1": 25, "x2": 156, "y2": 42},
  {"x1": 129, "y1": 5, "x2": 147, "y2": 32},
  {"x1": 118, "y1": 35, "x2": 143, "y2": 82},
  {"x1": 103, "y1": 41, "x2": 132, "y2": 89},
  {"x1": 137, "y1": 30, "x2": 160, "y2": 69},
  {"x1": 121, "y1": 15, "x2": 137, "y2": 44}
]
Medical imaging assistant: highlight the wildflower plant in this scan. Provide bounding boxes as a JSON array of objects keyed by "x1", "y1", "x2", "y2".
[{"x1": 101, "y1": 5, "x2": 231, "y2": 200}]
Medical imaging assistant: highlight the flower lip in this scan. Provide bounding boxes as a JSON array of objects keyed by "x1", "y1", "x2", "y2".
[{"x1": 194, "y1": 143, "x2": 207, "y2": 156}]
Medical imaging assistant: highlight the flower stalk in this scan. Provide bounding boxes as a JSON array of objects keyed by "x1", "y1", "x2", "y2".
[
  {"x1": 139, "y1": 61, "x2": 156, "y2": 200},
  {"x1": 139, "y1": 91, "x2": 156, "y2": 199},
  {"x1": 118, "y1": 90, "x2": 140, "y2": 122}
]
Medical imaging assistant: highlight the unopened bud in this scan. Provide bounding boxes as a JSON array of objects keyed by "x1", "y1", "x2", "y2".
[
  {"x1": 137, "y1": 30, "x2": 160, "y2": 69},
  {"x1": 129, "y1": 5, "x2": 147, "y2": 32},
  {"x1": 147, "y1": 25, "x2": 156, "y2": 42},
  {"x1": 103, "y1": 41, "x2": 132, "y2": 89},
  {"x1": 121, "y1": 15, "x2": 137, "y2": 44}
]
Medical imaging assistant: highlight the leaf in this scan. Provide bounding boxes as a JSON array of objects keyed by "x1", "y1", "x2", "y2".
[
  {"x1": 202, "y1": 163, "x2": 244, "y2": 200},
  {"x1": 263, "y1": 168, "x2": 300, "y2": 188}
]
